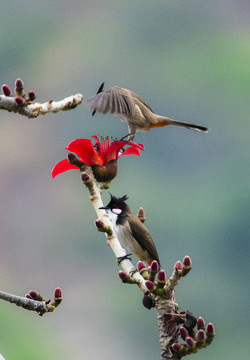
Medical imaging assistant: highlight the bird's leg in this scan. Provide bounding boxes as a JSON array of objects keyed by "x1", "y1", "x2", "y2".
[
  {"x1": 129, "y1": 268, "x2": 139, "y2": 276},
  {"x1": 119, "y1": 133, "x2": 131, "y2": 141},
  {"x1": 116, "y1": 253, "x2": 132, "y2": 265}
]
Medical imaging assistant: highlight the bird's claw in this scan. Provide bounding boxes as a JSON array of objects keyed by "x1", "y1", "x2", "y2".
[{"x1": 117, "y1": 253, "x2": 132, "y2": 265}]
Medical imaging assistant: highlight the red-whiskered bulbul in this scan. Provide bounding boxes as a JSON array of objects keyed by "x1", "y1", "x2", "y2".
[
  {"x1": 99, "y1": 194, "x2": 160, "y2": 266},
  {"x1": 86, "y1": 83, "x2": 209, "y2": 140}
]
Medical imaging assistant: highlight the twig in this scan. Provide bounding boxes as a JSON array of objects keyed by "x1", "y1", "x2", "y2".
[
  {"x1": 0, "y1": 288, "x2": 62, "y2": 316},
  {"x1": 0, "y1": 93, "x2": 83, "y2": 118}
]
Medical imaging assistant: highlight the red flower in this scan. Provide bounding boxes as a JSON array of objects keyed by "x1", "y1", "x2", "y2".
[{"x1": 52, "y1": 135, "x2": 144, "y2": 182}]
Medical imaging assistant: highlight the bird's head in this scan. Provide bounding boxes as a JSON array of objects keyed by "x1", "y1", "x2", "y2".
[{"x1": 99, "y1": 194, "x2": 129, "y2": 221}]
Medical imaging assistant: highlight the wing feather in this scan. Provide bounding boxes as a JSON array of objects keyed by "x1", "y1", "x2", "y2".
[
  {"x1": 128, "y1": 216, "x2": 160, "y2": 264},
  {"x1": 85, "y1": 87, "x2": 135, "y2": 116}
]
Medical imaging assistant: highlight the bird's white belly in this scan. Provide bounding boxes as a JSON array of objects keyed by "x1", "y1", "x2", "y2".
[{"x1": 112, "y1": 223, "x2": 134, "y2": 252}]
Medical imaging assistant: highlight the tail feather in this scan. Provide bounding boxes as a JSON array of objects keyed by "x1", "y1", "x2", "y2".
[{"x1": 154, "y1": 116, "x2": 209, "y2": 133}]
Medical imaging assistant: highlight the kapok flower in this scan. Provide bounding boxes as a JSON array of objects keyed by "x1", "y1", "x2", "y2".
[{"x1": 52, "y1": 135, "x2": 144, "y2": 183}]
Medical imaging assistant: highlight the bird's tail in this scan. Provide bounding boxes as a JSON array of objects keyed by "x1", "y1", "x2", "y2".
[{"x1": 153, "y1": 116, "x2": 209, "y2": 133}]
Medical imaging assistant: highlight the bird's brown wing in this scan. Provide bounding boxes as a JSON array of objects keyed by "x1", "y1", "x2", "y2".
[
  {"x1": 128, "y1": 215, "x2": 160, "y2": 264},
  {"x1": 85, "y1": 87, "x2": 135, "y2": 116},
  {"x1": 126, "y1": 89, "x2": 155, "y2": 113}
]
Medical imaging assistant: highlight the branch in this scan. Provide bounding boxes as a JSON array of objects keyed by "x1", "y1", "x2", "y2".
[
  {"x1": 80, "y1": 168, "x2": 148, "y2": 292},
  {"x1": 0, "y1": 78, "x2": 83, "y2": 118},
  {"x1": 0, "y1": 287, "x2": 62, "y2": 316}
]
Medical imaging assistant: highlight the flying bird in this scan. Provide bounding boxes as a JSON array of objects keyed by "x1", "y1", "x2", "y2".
[{"x1": 86, "y1": 82, "x2": 209, "y2": 140}]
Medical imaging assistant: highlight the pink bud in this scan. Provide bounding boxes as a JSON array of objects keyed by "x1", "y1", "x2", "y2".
[
  {"x1": 182, "y1": 256, "x2": 192, "y2": 267},
  {"x1": 206, "y1": 323, "x2": 215, "y2": 336},
  {"x1": 137, "y1": 261, "x2": 147, "y2": 272},
  {"x1": 174, "y1": 261, "x2": 182, "y2": 271},
  {"x1": 15, "y1": 96, "x2": 25, "y2": 106},
  {"x1": 118, "y1": 271, "x2": 129, "y2": 282},
  {"x1": 95, "y1": 219, "x2": 105, "y2": 230},
  {"x1": 197, "y1": 316, "x2": 205, "y2": 330},
  {"x1": 29, "y1": 290, "x2": 40, "y2": 300},
  {"x1": 82, "y1": 172, "x2": 90, "y2": 182},
  {"x1": 150, "y1": 260, "x2": 159, "y2": 273},
  {"x1": 2, "y1": 84, "x2": 11, "y2": 96},
  {"x1": 172, "y1": 343, "x2": 182, "y2": 352},
  {"x1": 186, "y1": 336, "x2": 195, "y2": 348},
  {"x1": 179, "y1": 326, "x2": 188, "y2": 340},
  {"x1": 25, "y1": 294, "x2": 33, "y2": 299},
  {"x1": 197, "y1": 329, "x2": 206, "y2": 342},
  {"x1": 15, "y1": 78, "x2": 24, "y2": 90},
  {"x1": 145, "y1": 280, "x2": 156, "y2": 292},
  {"x1": 28, "y1": 91, "x2": 36, "y2": 101},
  {"x1": 54, "y1": 287, "x2": 62, "y2": 299},
  {"x1": 157, "y1": 270, "x2": 166, "y2": 282}
]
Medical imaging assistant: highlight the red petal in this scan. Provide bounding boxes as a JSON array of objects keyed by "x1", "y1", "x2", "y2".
[
  {"x1": 52, "y1": 159, "x2": 79, "y2": 178},
  {"x1": 121, "y1": 147, "x2": 141, "y2": 156},
  {"x1": 66, "y1": 139, "x2": 101, "y2": 166},
  {"x1": 107, "y1": 141, "x2": 144, "y2": 162}
]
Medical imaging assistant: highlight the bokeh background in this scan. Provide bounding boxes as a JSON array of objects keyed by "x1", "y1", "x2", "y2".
[{"x1": 0, "y1": 1, "x2": 249, "y2": 359}]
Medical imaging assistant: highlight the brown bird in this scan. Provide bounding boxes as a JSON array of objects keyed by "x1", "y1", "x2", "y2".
[
  {"x1": 99, "y1": 194, "x2": 160, "y2": 266},
  {"x1": 86, "y1": 82, "x2": 209, "y2": 140}
]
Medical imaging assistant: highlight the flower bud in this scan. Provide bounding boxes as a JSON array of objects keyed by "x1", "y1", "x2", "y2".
[
  {"x1": 205, "y1": 323, "x2": 215, "y2": 345},
  {"x1": 179, "y1": 326, "x2": 188, "y2": 340},
  {"x1": 174, "y1": 260, "x2": 182, "y2": 271},
  {"x1": 197, "y1": 329, "x2": 206, "y2": 342},
  {"x1": 182, "y1": 255, "x2": 192, "y2": 267},
  {"x1": 206, "y1": 323, "x2": 215, "y2": 336},
  {"x1": 81, "y1": 172, "x2": 90, "y2": 183},
  {"x1": 137, "y1": 261, "x2": 149, "y2": 279},
  {"x1": 95, "y1": 219, "x2": 105, "y2": 230},
  {"x1": 53, "y1": 287, "x2": 62, "y2": 306},
  {"x1": 25, "y1": 294, "x2": 33, "y2": 299},
  {"x1": 145, "y1": 280, "x2": 156, "y2": 292},
  {"x1": 172, "y1": 343, "x2": 183, "y2": 352},
  {"x1": 150, "y1": 260, "x2": 159, "y2": 273},
  {"x1": 185, "y1": 336, "x2": 195, "y2": 348},
  {"x1": 54, "y1": 287, "x2": 62, "y2": 300},
  {"x1": 2, "y1": 84, "x2": 11, "y2": 96},
  {"x1": 137, "y1": 261, "x2": 147, "y2": 272},
  {"x1": 28, "y1": 290, "x2": 43, "y2": 301},
  {"x1": 157, "y1": 270, "x2": 166, "y2": 282},
  {"x1": 15, "y1": 78, "x2": 24, "y2": 91},
  {"x1": 118, "y1": 271, "x2": 136, "y2": 284},
  {"x1": 119, "y1": 271, "x2": 129, "y2": 282},
  {"x1": 15, "y1": 96, "x2": 25, "y2": 106},
  {"x1": 197, "y1": 316, "x2": 205, "y2": 330},
  {"x1": 182, "y1": 256, "x2": 192, "y2": 276},
  {"x1": 28, "y1": 91, "x2": 36, "y2": 101}
]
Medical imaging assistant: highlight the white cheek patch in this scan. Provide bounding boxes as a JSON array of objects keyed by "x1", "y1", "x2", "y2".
[{"x1": 112, "y1": 208, "x2": 122, "y2": 215}]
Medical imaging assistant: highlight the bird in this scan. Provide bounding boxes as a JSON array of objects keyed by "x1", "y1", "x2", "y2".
[
  {"x1": 99, "y1": 194, "x2": 160, "y2": 266},
  {"x1": 85, "y1": 82, "x2": 209, "y2": 141}
]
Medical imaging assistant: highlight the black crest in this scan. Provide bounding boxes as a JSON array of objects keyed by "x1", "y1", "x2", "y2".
[{"x1": 106, "y1": 193, "x2": 129, "y2": 210}]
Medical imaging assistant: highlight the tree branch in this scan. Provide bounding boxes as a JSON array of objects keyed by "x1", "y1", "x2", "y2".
[
  {"x1": 0, "y1": 288, "x2": 62, "y2": 316},
  {"x1": 0, "y1": 93, "x2": 83, "y2": 118},
  {"x1": 0, "y1": 78, "x2": 83, "y2": 118},
  {"x1": 80, "y1": 168, "x2": 148, "y2": 292}
]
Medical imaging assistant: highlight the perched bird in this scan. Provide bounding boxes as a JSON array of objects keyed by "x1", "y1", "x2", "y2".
[
  {"x1": 86, "y1": 82, "x2": 209, "y2": 140},
  {"x1": 99, "y1": 194, "x2": 160, "y2": 266}
]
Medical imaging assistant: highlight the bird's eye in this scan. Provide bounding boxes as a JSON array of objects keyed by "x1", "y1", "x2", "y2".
[{"x1": 112, "y1": 207, "x2": 122, "y2": 215}]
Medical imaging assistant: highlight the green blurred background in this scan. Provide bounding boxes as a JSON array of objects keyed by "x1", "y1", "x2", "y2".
[{"x1": 0, "y1": 0, "x2": 249, "y2": 359}]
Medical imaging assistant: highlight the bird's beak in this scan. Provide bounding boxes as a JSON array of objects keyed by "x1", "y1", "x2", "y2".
[{"x1": 99, "y1": 206, "x2": 108, "y2": 210}]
